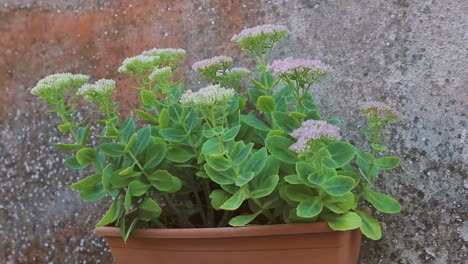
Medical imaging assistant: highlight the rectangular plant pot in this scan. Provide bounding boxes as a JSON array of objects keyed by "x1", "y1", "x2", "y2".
[{"x1": 96, "y1": 222, "x2": 363, "y2": 264}]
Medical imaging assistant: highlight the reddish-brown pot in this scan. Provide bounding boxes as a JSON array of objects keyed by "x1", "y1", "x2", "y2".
[{"x1": 95, "y1": 221, "x2": 364, "y2": 264}]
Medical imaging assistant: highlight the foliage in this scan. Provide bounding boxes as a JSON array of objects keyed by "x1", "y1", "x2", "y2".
[{"x1": 32, "y1": 25, "x2": 401, "y2": 241}]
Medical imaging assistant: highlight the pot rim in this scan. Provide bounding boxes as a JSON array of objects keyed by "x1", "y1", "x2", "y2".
[
  {"x1": 95, "y1": 207, "x2": 371, "y2": 239},
  {"x1": 96, "y1": 221, "x2": 341, "y2": 239}
]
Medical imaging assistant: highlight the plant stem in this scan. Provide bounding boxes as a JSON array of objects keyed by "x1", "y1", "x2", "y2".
[
  {"x1": 217, "y1": 210, "x2": 234, "y2": 227},
  {"x1": 153, "y1": 218, "x2": 167, "y2": 228},
  {"x1": 57, "y1": 105, "x2": 79, "y2": 142},
  {"x1": 202, "y1": 179, "x2": 215, "y2": 226}
]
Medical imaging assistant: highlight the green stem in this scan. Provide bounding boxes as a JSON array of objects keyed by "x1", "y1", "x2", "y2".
[
  {"x1": 202, "y1": 179, "x2": 215, "y2": 226},
  {"x1": 57, "y1": 104, "x2": 79, "y2": 142},
  {"x1": 217, "y1": 210, "x2": 234, "y2": 227},
  {"x1": 152, "y1": 218, "x2": 167, "y2": 228}
]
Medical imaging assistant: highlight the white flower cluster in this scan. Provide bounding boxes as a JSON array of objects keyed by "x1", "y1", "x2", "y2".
[
  {"x1": 142, "y1": 48, "x2": 186, "y2": 57},
  {"x1": 119, "y1": 48, "x2": 186, "y2": 76},
  {"x1": 180, "y1": 84, "x2": 235, "y2": 107},
  {"x1": 229, "y1": 67, "x2": 250, "y2": 74},
  {"x1": 192, "y1": 56, "x2": 233, "y2": 72},
  {"x1": 77, "y1": 79, "x2": 116, "y2": 102},
  {"x1": 231, "y1": 24, "x2": 289, "y2": 44},
  {"x1": 118, "y1": 55, "x2": 160, "y2": 75},
  {"x1": 148, "y1": 66, "x2": 172, "y2": 82},
  {"x1": 31, "y1": 73, "x2": 89, "y2": 97}
]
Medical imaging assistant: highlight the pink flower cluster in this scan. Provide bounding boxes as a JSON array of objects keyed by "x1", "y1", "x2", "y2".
[
  {"x1": 268, "y1": 58, "x2": 331, "y2": 77},
  {"x1": 290, "y1": 120, "x2": 342, "y2": 153},
  {"x1": 361, "y1": 101, "x2": 398, "y2": 119},
  {"x1": 192, "y1": 56, "x2": 233, "y2": 71},
  {"x1": 231, "y1": 24, "x2": 289, "y2": 43}
]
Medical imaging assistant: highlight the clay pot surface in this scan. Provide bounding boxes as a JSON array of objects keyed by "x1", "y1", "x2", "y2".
[{"x1": 96, "y1": 221, "x2": 363, "y2": 264}]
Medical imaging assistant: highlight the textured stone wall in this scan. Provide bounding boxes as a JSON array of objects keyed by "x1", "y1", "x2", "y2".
[{"x1": 1, "y1": 0, "x2": 466, "y2": 263}]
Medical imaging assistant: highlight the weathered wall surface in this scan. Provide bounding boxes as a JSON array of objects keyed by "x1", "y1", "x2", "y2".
[{"x1": 0, "y1": 0, "x2": 466, "y2": 263}]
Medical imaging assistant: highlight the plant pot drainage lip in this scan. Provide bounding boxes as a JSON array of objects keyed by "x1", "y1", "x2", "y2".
[{"x1": 95, "y1": 221, "x2": 341, "y2": 239}]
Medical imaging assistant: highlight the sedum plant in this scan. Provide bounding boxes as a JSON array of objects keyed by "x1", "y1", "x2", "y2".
[{"x1": 32, "y1": 24, "x2": 401, "y2": 241}]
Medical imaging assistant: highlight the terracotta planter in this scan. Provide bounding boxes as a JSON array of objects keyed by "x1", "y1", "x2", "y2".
[{"x1": 96, "y1": 221, "x2": 364, "y2": 264}]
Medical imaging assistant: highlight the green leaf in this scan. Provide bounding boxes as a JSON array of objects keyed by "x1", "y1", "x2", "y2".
[
  {"x1": 121, "y1": 117, "x2": 135, "y2": 142},
  {"x1": 355, "y1": 149, "x2": 373, "y2": 162},
  {"x1": 375, "y1": 156, "x2": 400, "y2": 170},
  {"x1": 357, "y1": 156, "x2": 378, "y2": 179},
  {"x1": 57, "y1": 123, "x2": 72, "y2": 133},
  {"x1": 202, "y1": 127, "x2": 224, "y2": 138},
  {"x1": 317, "y1": 148, "x2": 337, "y2": 168},
  {"x1": 158, "y1": 108, "x2": 170, "y2": 129},
  {"x1": 324, "y1": 212, "x2": 362, "y2": 231},
  {"x1": 297, "y1": 197, "x2": 323, "y2": 218},
  {"x1": 111, "y1": 170, "x2": 140, "y2": 188},
  {"x1": 222, "y1": 125, "x2": 241, "y2": 141},
  {"x1": 323, "y1": 192, "x2": 355, "y2": 213},
  {"x1": 124, "y1": 133, "x2": 137, "y2": 152},
  {"x1": 142, "y1": 142, "x2": 166, "y2": 169},
  {"x1": 230, "y1": 141, "x2": 254, "y2": 165},
  {"x1": 71, "y1": 174, "x2": 105, "y2": 201},
  {"x1": 240, "y1": 115, "x2": 270, "y2": 131},
  {"x1": 236, "y1": 172, "x2": 254, "y2": 187},
  {"x1": 250, "y1": 78, "x2": 267, "y2": 91},
  {"x1": 54, "y1": 143, "x2": 81, "y2": 151},
  {"x1": 265, "y1": 136, "x2": 298, "y2": 164},
  {"x1": 77, "y1": 124, "x2": 91, "y2": 146},
  {"x1": 135, "y1": 109, "x2": 158, "y2": 124},
  {"x1": 309, "y1": 166, "x2": 334, "y2": 185},
  {"x1": 184, "y1": 110, "x2": 199, "y2": 133},
  {"x1": 119, "y1": 164, "x2": 136, "y2": 176},
  {"x1": 322, "y1": 176, "x2": 355, "y2": 196},
  {"x1": 371, "y1": 144, "x2": 387, "y2": 152},
  {"x1": 124, "y1": 217, "x2": 139, "y2": 242},
  {"x1": 248, "y1": 87, "x2": 267, "y2": 104},
  {"x1": 102, "y1": 164, "x2": 113, "y2": 191},
  {"x1": 206, "y1": 153, "x2": 231, "y2": 171},
  {"x1": 284, "y1": 174, "x2": 304, "y2": 184},
  {"x1": 99, "y1": 143, "x2": 125, "y2": 157},
  {"x1": 165, "y1": 145, "x2": 194, "y2": 163},
  {"x1": 132, "y1": 125, "x2": 152, "y2": 155},
  {"x1": 124, "y1": 190, "x2": 132, "y2": 211},
  {"x1": 139, "y1": 198, "x2": 162, "y2": 221},
  {"x1": 356, "y1": 210, "x2": 382, "y2": 240},
  {"x1": 209, "y1": 189, "x2": 231, "y2": 210},
  {"x1": 242, "y1": 148, "x2": 267, "y2": 176},
  {"x1": 363, "y1": 189, "x2": 401, "y2": 213},
  {"x1": 257, "y1": 95, "x2": 275, "y2": 112},
  {"x1": 248, "y1": 156, "x2": 280, "y2": 198},
  {"x1": 327, "y1": 142, "x2": 356, "y2": 168},
  {"x1": 229, "y1": 211, "x2": 261, "y2": 227},
  {"x1": 271, "y1": 111, "x2": 300, "y2": 133},
  {"x1": 75, "y1": 147, "x2": 97, "y2": 165},
  {"x1": 159, "y1": 127, "x2": 187, "y2": 142},
  {"x1": 140, "y1": 89, "x2": 157, "y2": 107},
  {"x1": 201, "y1": 138, "x2": 222, "y2": 155},
  {"x1": 260, "y1": 71, "x2": 275, "y2": 89},
  {"x1": 96, "y1": 199, "x2": 121, "y2": 227},
  {"x1": 220, "y1": 189, "x2": 246, "y2": 210},
  {"x1": 326, "y1": 118, "x2": 341, "y2": 125},
  {"x1": 128, "y1": 180, "x2": 150, "y2": 196},
  {"x1": 204, "y1": 164, "x2": 235, "y2": 185},
  {"x1": 148, "y1": 170, "x2": 182, "y2": 192},
  {"x1": 65, "y1": 156, "x2": 88, "y2": 170},
  {"x1": 289, "y1": 112, "x2": 307, "y2": 122},
  {"x1": 71, "y1": 174, "x2": 101, "y2": 191},
  {"x1": 279, "y1": 184, "x2": 314, "y2": 202},
  {"x1": 296, "y1": 161, "x2": 315, "y2": 184}
]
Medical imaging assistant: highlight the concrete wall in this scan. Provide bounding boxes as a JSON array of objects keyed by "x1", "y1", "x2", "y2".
[{"x1": 1, "y1": 0, "x2": 466, "y2": 263}]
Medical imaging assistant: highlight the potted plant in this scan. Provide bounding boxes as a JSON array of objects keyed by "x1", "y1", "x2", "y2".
[{"x1": 31, "y1": 24, "x2": 401, "y2": 264}]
